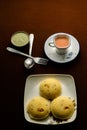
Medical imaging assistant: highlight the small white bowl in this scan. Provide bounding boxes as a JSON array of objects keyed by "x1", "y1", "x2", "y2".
[{"x1": 11, "y1": 31, "x2": 29, "y2": 47}]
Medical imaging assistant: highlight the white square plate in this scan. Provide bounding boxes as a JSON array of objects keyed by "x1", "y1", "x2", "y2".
[{"x1": 24, "y1": 74, "x2": 77, "y2": 125}]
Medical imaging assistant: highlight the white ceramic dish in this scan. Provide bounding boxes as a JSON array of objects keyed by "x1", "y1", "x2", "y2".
[
  {"x1": 24, "y1": 74, "x2": 77, "y2": 125},
  {"x1": 44, "y1": 32, "x2": 80, "y2": 63}
]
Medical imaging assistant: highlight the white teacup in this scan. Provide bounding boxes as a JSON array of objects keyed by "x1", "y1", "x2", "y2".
[{"x1": 49, "y1": 34, "x2": 71, "y2": 54}]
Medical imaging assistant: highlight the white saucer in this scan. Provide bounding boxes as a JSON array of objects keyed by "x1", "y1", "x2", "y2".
[{"x1": 44, "y1": 33, "x2": 80, "y2": 63}]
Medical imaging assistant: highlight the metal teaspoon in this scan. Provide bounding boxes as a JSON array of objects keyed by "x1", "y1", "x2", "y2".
[{"x1": 24, "y1": 33, "x2": 35, "y2": 69}]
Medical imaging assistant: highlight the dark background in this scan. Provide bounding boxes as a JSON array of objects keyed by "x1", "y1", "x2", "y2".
[{"x1": 0, "y1": 0, "x2": 87, "y2": 129}]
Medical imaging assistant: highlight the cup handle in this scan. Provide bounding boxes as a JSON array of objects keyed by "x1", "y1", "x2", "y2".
[{"x1": 48, "y1": 42, "x2": 55, "y2": 47}]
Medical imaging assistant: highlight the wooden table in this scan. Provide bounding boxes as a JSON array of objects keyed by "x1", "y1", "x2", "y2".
[{"x1": 0, "y1": 0, "x2": 87, "y2": 129}]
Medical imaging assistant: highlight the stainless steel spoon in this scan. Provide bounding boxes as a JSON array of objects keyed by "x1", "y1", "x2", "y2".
[
  {"x1": 24, "y1": 33, "x2": 35, "y2": 69},
  {"x1": 6, "y1": 47, "x2": 49, "y2": 65}
]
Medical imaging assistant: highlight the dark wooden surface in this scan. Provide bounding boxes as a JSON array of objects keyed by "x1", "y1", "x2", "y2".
[{"x1": 0, "y1": 0, "x2": 87, "y2": 129}]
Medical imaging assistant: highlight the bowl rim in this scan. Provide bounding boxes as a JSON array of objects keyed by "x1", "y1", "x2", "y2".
[{"x1": 11, "y1": 31, "x2": 29, "y2": 47}]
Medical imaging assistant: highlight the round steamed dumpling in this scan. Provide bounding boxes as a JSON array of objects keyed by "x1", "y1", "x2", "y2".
[
  {"x1": 26, "y1": 96, "x2": 50, "y2": 120},
  {"x1": 51, "y1": 96, "x2": 75, "y2": 120},
  {"x1": 39, "y1": 78, "x2": 62, "y2": 100}
]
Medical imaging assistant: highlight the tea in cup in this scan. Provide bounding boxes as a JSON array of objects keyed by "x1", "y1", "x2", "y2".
[{"x1": 49, "y1": 34, "x2": 71, "y2": 54}]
